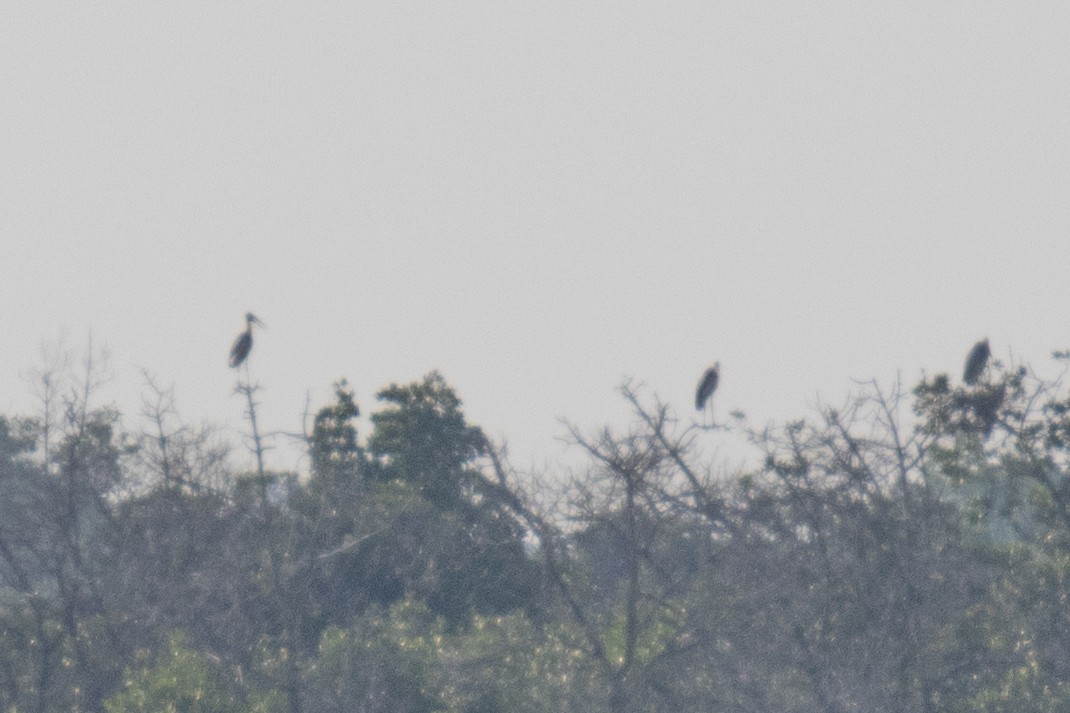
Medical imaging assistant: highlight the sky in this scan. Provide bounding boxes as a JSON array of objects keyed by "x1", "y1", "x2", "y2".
[{"x1": 2, "y1": 3, "x2": 1069, "y2": 475}]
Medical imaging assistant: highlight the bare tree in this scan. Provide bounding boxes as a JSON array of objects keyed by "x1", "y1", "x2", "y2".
[
  {"x1": 477, "y1": 381, "x2": 737, "y2": 713},
  {"x1": 134, "y1": 371, "x2": 232, "y2": 496}
]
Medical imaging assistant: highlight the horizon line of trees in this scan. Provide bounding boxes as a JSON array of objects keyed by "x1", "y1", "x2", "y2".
[{"x1": 2, "y1": 342, "x2": 1070, "y2": 712}]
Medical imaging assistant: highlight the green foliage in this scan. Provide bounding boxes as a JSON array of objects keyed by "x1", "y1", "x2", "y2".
[
  {"x1": 360, "y1": 373, "x2": 539, "y2": 625},
  {"x1": 0, "y1": 596, "x2": 67, "y2": 712},
  {"x1": 304, "y1": 602, "x2": 440, "y2": 713},
  {"x1": 0, "y1": 415, "x2": 36, "y2": 461},
  {"x1": 914, "y1": 367, "x2": 1021, "y2": 439},
  {"x1": 56, "y1": 406, "x2": 133, "y2": 494},
  {"x1": 960, "y1": 546, "x2": 1070, "y2": 712},
  {"x1": 310, "y1": 379, "x2": 361, "y2": 483},
  {"x1": 301, "y1": 598, "x2": 598, "y2": 713},
  {"x1": 368, "y1": 371, "x2": 488, "y2": 505},
  {"x1": 104, "y1": 631, "x2": 284, "y2": 713},
  {"x1": 19, "y1": 352, "x2": 1070, "y2": 711}
]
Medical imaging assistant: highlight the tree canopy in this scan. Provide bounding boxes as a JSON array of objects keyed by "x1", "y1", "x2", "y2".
[{"x1": 4, "y1": 347, "x2": 1070, "y2": 711}]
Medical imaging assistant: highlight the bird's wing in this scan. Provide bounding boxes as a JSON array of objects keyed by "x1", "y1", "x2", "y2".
[
  {"x1": 695, "y1": 369, "x2": 718, "y2": 410},
  {"x1": 963, "y1": 343, "x2": 989, "y2": 384},
  {"x1": 229, "y1": 333, "x2": 251, "y2": 367}
]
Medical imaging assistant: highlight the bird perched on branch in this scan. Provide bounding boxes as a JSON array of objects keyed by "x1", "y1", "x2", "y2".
[
  {"x1": 229, "y1": 312, "x2": 265, "y2": 368},
  {"x1": 963, "y1": 338, "x2": 990, "y2": 385},
  {"x1": 695, "y1": 362, "x2": 720, "y2": 411}
]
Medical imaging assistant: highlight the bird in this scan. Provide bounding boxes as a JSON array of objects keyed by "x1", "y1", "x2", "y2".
[
  {"x1": 963, "y1": 338, "x2": 991, "y2": 385},
  {"x1": 695, "y1": 362, "x2": 720, "y2": 411},
  {"x1": 229, "y1": 312, "x2": 265, "y2": 368}
]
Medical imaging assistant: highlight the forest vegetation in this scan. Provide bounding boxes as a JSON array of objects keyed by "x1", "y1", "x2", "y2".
[{"x1": 2, "y1": 343, "x2": 1070, "y2": 712}]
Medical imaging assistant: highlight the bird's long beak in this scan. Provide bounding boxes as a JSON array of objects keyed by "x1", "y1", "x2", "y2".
[{"x1": 251, "y1": 316, "x2": 266, "y2": 328}]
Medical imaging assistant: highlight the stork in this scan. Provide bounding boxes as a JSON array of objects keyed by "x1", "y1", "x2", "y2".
[
  {"x1": 695, "y1": 362, "x2": 720, "y2": 412},
  {"x1": 229, "y1": 313, "x2": 265, "y2": 368},
  {"x1": 963, "y1": 338, "x2": 990, "y2": 385}
]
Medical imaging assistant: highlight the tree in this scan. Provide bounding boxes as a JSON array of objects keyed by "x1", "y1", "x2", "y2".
[
  {"x1": 19, "y1": 333, "x2": 1070, "y2": 711},
  {"x1": 359, "y1": 372, "x2": 539, "y2": 625},
  {"x1": 914, "y1": 355, "x2": 1070, "y2": 709},
  {"x1": 367, "y1": 371, "x2": 488, "y2": 506},
  {"x1": 104, "y1": 631, "x2": 284, "y2": 713},
  {"x1": 522, "y1": 378, "x2": 1009, "y2": 712},
  {"x1": 308, "y1": 379, "x2": 361, "y2": 487},
  {"x1": 0, "y1": 340, "x2": 139, "y2": 712},
  {"x1": 301, "y1": 602, "x2": 439, "y2": 713},
  {"x1": 700, "y1": 377, "x2": 1016, "y2": 712},
  {"x1": 489, "y1": 382, "x2": 737, "y2": 713}
]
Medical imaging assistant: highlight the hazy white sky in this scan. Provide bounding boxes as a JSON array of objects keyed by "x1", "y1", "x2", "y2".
[{"x1": 2, "y1": 3, "x2": 1069, "y2": 472}]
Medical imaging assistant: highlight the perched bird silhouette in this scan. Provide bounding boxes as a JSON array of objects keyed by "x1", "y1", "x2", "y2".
[
  {"x1": 229, "y1": 313, "x2": 265, "y2": 368},
  {"x1": 695, "y1": 362, "x2": 720, "y2": 411},
  {"x1": 963, "y1": 338, "x2": 991, "y2": 385}
]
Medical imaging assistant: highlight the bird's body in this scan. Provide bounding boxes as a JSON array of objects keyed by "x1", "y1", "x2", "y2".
[
  {"x1": 695, "y1": 362, "x2": 720, "y2": 411},
  {"x1": 229, "y1": 313, "x2": 264, "y2": 368},
  {"x1": 963, "y1": 338, "x2": 991, "y2": 385}
]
